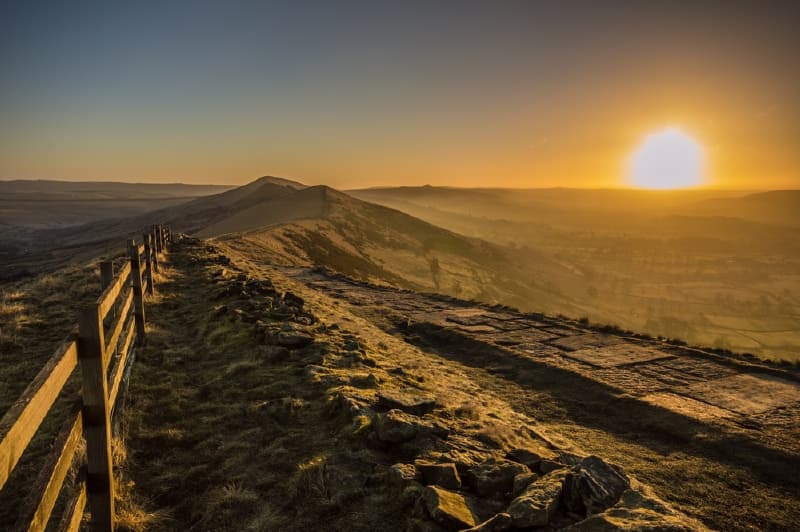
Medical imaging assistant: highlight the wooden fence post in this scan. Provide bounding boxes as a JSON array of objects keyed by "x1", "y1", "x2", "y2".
[
  {"x1": 158, "y1": 225, "x2": 164, "y2": 253},
  {"x1": 154, "y1": 225, "x2": 162, "y2": 256},
  {"x1": 127, "y1": 240, "x2": 146, "y2": 343},
  {"x1": 100, "y1": 261, "x2": 115, "y2": 324},
  {"x1": 77, "y1": 305, "x2": 115, "y2": 531},
  {"x1": 149, "y1": 230, "x2": 159, "y2": 273},
  {"x1": 142, "y1": 233, "x2": 155, "y2": 295}
]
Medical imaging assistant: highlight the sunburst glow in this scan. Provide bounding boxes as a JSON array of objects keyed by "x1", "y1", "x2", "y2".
[{"x1": 629, "y1": 128, "x2": 705, "y2": 189}]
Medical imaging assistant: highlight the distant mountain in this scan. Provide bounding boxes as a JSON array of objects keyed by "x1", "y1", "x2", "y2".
[
  {"x1": 0, "y1": 179, "x2": 235, "y2": 229},
  {"x1": 0, "y1": 179, "x2": 233, "y2": 200},
  {"x1": 692, "y1": 190, "x2": 800, "y2": 227}
]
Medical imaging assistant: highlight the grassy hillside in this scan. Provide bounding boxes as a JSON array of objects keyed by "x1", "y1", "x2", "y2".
[{"x1": 348, "y1": 186, "x2": 800, "y2": 361}]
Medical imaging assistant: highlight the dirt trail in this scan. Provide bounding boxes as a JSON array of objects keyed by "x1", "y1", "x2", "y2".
[{"x1": 120, "y1": 239, "x2": 800, "y2": 531}]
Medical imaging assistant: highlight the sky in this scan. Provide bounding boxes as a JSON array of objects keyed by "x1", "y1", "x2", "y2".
[{"x1": 1, "y1": 1, "x2": 798, "y2": 189}]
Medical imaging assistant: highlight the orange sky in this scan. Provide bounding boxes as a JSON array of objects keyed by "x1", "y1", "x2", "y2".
[{"x1": 1, "y1": 2, "x2": 797, "y2": 189}]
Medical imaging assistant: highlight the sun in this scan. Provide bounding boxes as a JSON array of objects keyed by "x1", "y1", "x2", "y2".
[{"x1": 628, "y1": 127, "x2": 705, "y2": 189}]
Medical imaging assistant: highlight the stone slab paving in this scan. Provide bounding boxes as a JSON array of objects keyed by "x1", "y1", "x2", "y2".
[{"x1": 287, "y1": 267, "x2": 800, "y2": 433}]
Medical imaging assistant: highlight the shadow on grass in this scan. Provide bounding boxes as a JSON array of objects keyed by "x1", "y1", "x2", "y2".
[{"x1": 404, "y1": 322, "x2": 800, "y2": 490}]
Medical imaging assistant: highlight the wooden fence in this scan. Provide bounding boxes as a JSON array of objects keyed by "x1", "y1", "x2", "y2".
[{"x1": 0, "y1": 224, "x2": 172, "y2": 532}]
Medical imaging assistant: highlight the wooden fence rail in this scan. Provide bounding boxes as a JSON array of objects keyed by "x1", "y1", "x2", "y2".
[{"x1": 0, "y1": 224, "x2": 172, "y2": 532}]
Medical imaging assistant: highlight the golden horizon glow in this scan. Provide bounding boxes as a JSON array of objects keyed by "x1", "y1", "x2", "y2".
[{"x1": 628, "y1": 128, "x2": 705, "y2": 190}]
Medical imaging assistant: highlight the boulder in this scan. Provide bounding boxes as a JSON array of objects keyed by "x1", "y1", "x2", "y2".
[
  {"x1": 507, "y1": 470, "x2": 567, "y2": 528},
  {"x1": 415, "y1": 461, "x2": 462, "y2": 490},
  {"x1": 461, "y1": 512, "x2": 512, "y2": 532},
  {"x1": 378, "y1": 389, "x2": 439, "y2": 416},
  {"x1": 421, "y1": 486, "x2": 478, "y2": 530},
  {"x1": 466, "y1": 459, "x2": 529, "y2": 497},
  {"x1": 562, "y1": 455, "x2": 630, "y2": 516},
  {"x1": 562, "y1": 482, "x2": 701, "y2": 531},
  {"x1": 512, "y1": 472, "x2": 538, "y2": 496}
]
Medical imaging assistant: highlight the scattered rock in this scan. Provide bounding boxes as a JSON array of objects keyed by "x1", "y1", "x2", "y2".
[
  {"x1": 276, "y1": 330, "x2": 314, "y2": 348},
  {"x1": 415, "y1": 461, "x2": 462, "y2": 490},
  {"x1": 461, "y1": 512, "x2": 512, "y2": 532},
  {"x1": 562, "y1": 455, "x2": 630, "y2": 516},
  {"x1": 466, "y1": 459, "x2": 529, "y2": 497},
  {"x1": 343, "y1": 339, "x2": 361, "y2": 351},
  {"x1": 283, "y1": 291, "x2": 305, "y2": 308},
  {"x1": 421, "y1": 486, "x2": 478, "y2": 530},
  {"x1": 378, "y1": 389, "x2": 439, "y2": 416},
  {"x1": 507, "y1": 470, "x2": 567, "y2": 528}
]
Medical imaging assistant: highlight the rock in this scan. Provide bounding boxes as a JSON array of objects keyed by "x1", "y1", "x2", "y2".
[
  {"x1": 507, "y1": 470, "x2": 567, "y2": 528},
  {"x1": 415, "y1": 461, "x2": 462, "y2": 490},
  {"x1": 421, "y1": 486, "x2": 478, "y2": 530},
  {"x1": 269, "y1": 304, "x2": 295, "y2": 320},
  {"x1": 375, "y1": 410, "x2": 424, "y2": 443},
  {"x1": 539, "y1": 459, "x2": 565, "y2": 475},
  {"x1": 378, "y1": 389, "x2": 439, "y2": 416},
  {"x1": 466, "y1": 459, "x2": 529, "y2": 497},
  {"x1": 512, "y1": 472, "x2": 538, "y2": 496},
  {"x1": 294, "y1": 315, "x2": 314, "y2": 325},
  {"x1": 562, "y1": 455, "x2": 630, "y2": 516},
  {"x1": 562, "y1": 483, "x2": 700, "y2": 531},
  {"x1": 505, "y1": 445, "x2": 557, "y2": 470},
  {"x1": 461, "y1": 512, "x2": 512, "y2": 532},
  {"x1": 343, "y1": 339, "x2": 361, "y2": 351},
  {"x1": 351, "y1": 373, "x2": 380, "y2": 389},
  {"x1": 390, "y1": 463, "x2": 423, "y2": 484},
  {"x1": 276, "y1": 330, "x2": 314, "y2": 348},
  {"x1": 259, "y1": 345, "x2": 290, "y2": 360},
  {"x1": 245, "y1": 278, "x2": 276, "y2": 295},
  {"x1": 283, "y1": 291, "x2": 305, "y2": 308}
]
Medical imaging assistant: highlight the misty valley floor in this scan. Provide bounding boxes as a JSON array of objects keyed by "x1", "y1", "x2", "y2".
[{"x1": 111, "y1": 239, "x2": 800, "y2": 531}]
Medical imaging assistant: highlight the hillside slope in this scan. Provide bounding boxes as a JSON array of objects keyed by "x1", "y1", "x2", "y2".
[{"x1": 197, "y1": 182, "x2": 582, "y2": 314}]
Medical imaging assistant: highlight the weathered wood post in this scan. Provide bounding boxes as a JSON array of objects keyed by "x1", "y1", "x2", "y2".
[
  {"x1": 77, "y1": 305, "x2": 115, "y2": 531},
  {"x1": 154, "y1": 225, "x2": 162, "y2": 256},
  {"x1": 149, "y1": 230, "x2": 159, "y2": 273},
  {"x1": 142, "y1": 233, "x2": 155, "y2": 295},
  {"x1": 158, "y1": 224, "x2": 165, "y2": 253},
  {"x1": 127, "y1": 240, "x2": 146, "y2": 343},
  {"x1": 100, "y1": 261, "x2": 115, "y2": 324}
]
